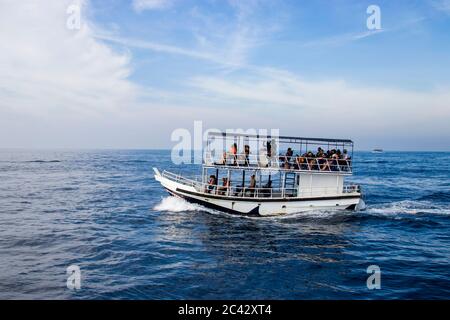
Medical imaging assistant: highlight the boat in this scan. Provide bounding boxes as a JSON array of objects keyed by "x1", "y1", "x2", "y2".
[
  {"x1": 154, "y1": 131, "x2": 365, "y2": 216},
  {"x1": 372, "y1": 148, "x2": 383, "y2": 153}
]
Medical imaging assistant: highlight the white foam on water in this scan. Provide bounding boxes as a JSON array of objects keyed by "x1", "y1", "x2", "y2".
[
  {"x1": 242, "y1": 208, "x2": 353, "y2": 221},
  {"x1": 154, "y1": 196, "x2": 449, "y2": 219},
  {"x1": 153, "y1": 196, "x2": 202, "y2": 212},
  {"x1": 364, "y1": 200, "x2": 450, "y2": 216},
  {"x1": 153, "y1": 196, "x2": 223, "y2": 215}
]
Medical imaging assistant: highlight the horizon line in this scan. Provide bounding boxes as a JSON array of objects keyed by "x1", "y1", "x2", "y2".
[{"x1": 1, "y1": 147, "x2": 449, "y2": 153}]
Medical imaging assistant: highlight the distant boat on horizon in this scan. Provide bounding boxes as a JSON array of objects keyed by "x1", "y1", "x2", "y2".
[{"x1": 372, "y1": 148, "x2": 383, "y2": 153}]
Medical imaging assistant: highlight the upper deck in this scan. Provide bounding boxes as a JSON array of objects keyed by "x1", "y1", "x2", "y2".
[{"x1": 204, "y1": 131, "x2": 354, "y2": 175}]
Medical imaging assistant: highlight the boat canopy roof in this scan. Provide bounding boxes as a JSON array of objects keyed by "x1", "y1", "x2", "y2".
[{"x1": 207, "y1": 131, "x2": 353, "y2": 146}]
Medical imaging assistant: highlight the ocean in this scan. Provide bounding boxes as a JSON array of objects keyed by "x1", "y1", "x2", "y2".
[{"x1": 0, "y1": 150, "x2": 449, "y2": 299}]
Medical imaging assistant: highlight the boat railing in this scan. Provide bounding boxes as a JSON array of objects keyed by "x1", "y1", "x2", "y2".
[
  {"x1": 204, "y1": 152, "x2": 352, "y2": 173},
  {"x1": 161, "y1": 170, "x2": 360, "y2": 199},
  {"x1": 161, "y1": 170, "x2": 202, "y2": 188},
  {"x1": 298, "y1": 184, "x2": 361, "y2": 197}
]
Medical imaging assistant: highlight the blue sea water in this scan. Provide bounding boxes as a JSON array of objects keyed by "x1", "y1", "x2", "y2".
[{"x1": 0, "y1": 149, "x2": 449, "y2": 299}]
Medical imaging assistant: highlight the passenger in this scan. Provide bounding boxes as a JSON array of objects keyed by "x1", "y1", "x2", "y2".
[
  {"x1": 293, "y1": 154, "x2": 300, "y2": 170},
  {"x1": 248, "y1": 174, "x2": 256, "y2": 197},
  {"x1": 219, "y1": 151, "x2": 227, "y2": 165},
  {"x1": 266, "y1": 141, "x2": 272, "y2": 157},
  {"x1": 244, "y1": 145, "x2": 250, "y2": 166},
  {"x1": 331, "y1": 153, "x2": 341, "y2": 171},
  {"x1": 218, "y1": 177, "x2": 230, "y2": 195},
  {"x1": 341, "y1": 149, "x2": 351, "y2": 171},
  {"x1": 282, "y1": 147, "x2": 293, "y2": 169},
  {"x1": 316, "y1": 147, "x2": 324, "y2": 158},
  {"x1": 298, "y1": 156, "x2": 308, "y2": 170},
  {"x1": 205, "y1": 175, "x2": 217, "y2": 193},
  {"x1": 331, "y1": 149, "x2": 337, "y2": 158},
  {"x1": 321, "y1": 159, "x2": 331, "y2": 171},
  {"x1": 317, "y1": 153, "x2": 326, "y2": 166},
  {"x1": 309, "y1": 158, "x2": 318, "y2": 170},
  {"x1": 230, "y1": 143, "x2": 238, "y2": 165},
  {"x1": 286, "y1": 148, "x2": 293, "y2": 161},
  {"x1": 342, "y1": 149, "x2": 350, "y2": 160}
]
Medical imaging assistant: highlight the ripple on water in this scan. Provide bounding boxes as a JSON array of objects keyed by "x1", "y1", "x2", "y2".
[{"x1": 0, "y1": 150, "x2": 449, "y2": 299}]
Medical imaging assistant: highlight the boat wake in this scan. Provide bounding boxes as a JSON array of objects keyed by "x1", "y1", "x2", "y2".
[
  {"x1": 363, "y1": 200, "x2": 450, "y2": 216},
  {"x1": 153, "y1": 196, "x2": 355, "y2": 219},
  {"x1": 153, "y1": 196, "x2": 216, "y2": 213},
  {"x1": 153, "y1": 196, "x2": 450, "y2": 220}
]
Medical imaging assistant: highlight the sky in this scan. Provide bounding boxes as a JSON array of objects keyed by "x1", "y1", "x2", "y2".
[{"x1": 0, "y1": 0, "x2": 449, "y2": 150}]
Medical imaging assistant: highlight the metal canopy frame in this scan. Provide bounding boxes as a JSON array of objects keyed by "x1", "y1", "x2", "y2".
[{"x1": 206, "y1": 131, "x2": 353, "y2": 145}]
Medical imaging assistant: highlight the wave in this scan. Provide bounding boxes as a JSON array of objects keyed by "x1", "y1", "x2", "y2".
[
  {"x1": 417, "y1": 191, "x2": 450, "y2": 203},
  {"x1": 153, "y1": 196, "x2": 357, "y2": 221},
  {"x1": 364, "y1": 200, "x2": 450, "y2": 216},
  {"x1": 348, "y1": 176, "x2": 447, "y2": 192},
  {"x1": 26, "y1": 160, "x2": 61, "y2": 163},
  {"x1": 153, "y1": 196, "x2": 211, "y2": 213},
  {"x1": 153, "y1": 196, "x2": 450, "y2": 223}
]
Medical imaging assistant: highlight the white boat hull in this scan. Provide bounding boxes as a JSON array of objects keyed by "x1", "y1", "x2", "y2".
[{"x1": 154, "y1": 168, "x2": 363, "y2": 217}]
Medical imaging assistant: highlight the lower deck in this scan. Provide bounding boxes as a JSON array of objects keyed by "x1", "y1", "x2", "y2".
[{"x1": 154, "y1": 168, "x2": 363, "y2": 216}]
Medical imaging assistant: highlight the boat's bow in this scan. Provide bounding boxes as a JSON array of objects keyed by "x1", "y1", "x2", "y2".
[{"x1": 153, "y1": 167, "x2": 198, "y2": 196}]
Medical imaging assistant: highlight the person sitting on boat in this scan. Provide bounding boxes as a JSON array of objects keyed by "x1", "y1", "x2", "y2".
[
  {"x1": 320, "y1": 158, "x2": 331, "y2": 171},
  {"x1": 330, "y1": 152, "x2": 341, "y2": 171},
  {"x1": 318, "y1": 148, "x2": 329, "y2": 167},
  {"x1": 309, "y1": 158, "x2": 319, "y2": 170},
  {"x1": 286, "y1": 147, "x2": 293, "y2": 161},
  {"x1": 302, "y1": 152, "x2": 313, "y2": 170},
  {"x1": 340, "y1": 149, "x2": 351, "y2": 171},
  {"x1": 342, "y1": 149, "x2": 350, "y2": 160},
  {"x1": 293, "y1": 154, "x2": 300, "y2": 170},
  {"x1": 205, "y1": 175, "x2": 217, "y2": 193},
  {"x1": 294, "y1": 155, "x2": 308, "y2": 170},
  {"x1": 280, "y1": 147, "x2": 293, "y2": 169},
  {"x1": 248, "y1": 174, "x2": 256, "y2": 197},
  {"x1": 316, "y1": 147, "x2": 324, "y2": 158},
  {"x1": 218, "y1": 177, "x2": 231, "y2": 195}
]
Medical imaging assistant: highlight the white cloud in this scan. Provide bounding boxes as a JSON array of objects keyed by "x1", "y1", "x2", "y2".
[
  {"x1": 431, "y1": 0, "x2": 450, "y2": 14},
  {"x1": 132, "y1": 0, "x2": 172, "y2": 12},
  {"x1": 0, "y1": 0, "x2": 150, "y2": 148},
  {"x1": 1, "y1": 1, "x2": 448, "y2": 150},
  {"x1": 95, "y1": 33, "x2": 228, "y2": 66},
  {"x1": 0, "y1": 0, "x2": 138, "y2": 119},
  {"x1": 300, "y1": 30, "x2": 385, "y2": 48},
  {"x1": 99, "y1": 0, "x2": 278, "y2": 70},
  {"x1": 188, "y1": 68, "x2": 450, "y2": 149}
]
